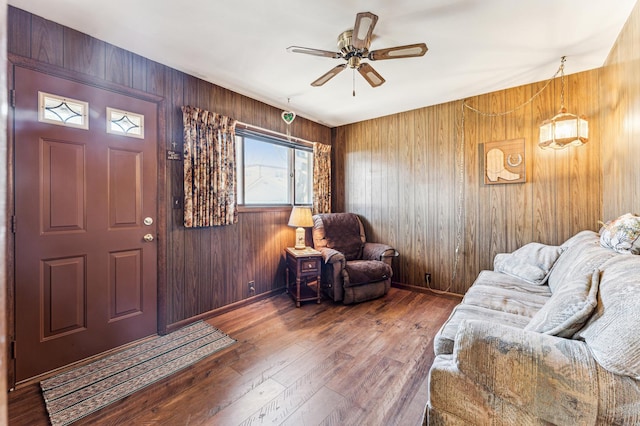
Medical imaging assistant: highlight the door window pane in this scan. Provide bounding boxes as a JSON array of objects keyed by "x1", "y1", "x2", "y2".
[
  {"x1": 38, "y1": 91, "x2": 88, "y2": 129},
  {"x1": 107, "y1": 107, "x2": 144, "y2": 139}
]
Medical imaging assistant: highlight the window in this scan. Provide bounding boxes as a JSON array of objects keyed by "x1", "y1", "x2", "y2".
[
  {"x1": 236, "y1": 131, "x2": 313, "y2": 206},
  {"x1": 106, "y1": 107, "x2": 144, "y2": 139},
  {"x1": 38, "y1": 91, "x2": 89, "y2": 129}
]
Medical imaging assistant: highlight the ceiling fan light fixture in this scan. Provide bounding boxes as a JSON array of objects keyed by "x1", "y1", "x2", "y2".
[{"x1": 347, "y1": 56, "x2": 361, "y2": 69}]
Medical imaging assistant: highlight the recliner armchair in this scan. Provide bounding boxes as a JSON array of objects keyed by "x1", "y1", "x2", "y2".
[{"x1": 311, "y1": 213, "x2": 397, "y2": 304}]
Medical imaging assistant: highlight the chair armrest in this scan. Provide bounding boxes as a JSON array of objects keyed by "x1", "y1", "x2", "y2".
[
  {"x1": 453, "y1": 319, "x2": 598, "y2": 425},
  {"x1": 363, "y1": 242, "x2": 397, "y2": 261},
  {"x1": 316, "y1": 247, "x2": 345, "y2": 267}
]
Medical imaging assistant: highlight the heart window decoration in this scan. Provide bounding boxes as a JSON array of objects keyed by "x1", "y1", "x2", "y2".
[{"x1": 281, "y1": 110, "x2": 296, "y2": 124}]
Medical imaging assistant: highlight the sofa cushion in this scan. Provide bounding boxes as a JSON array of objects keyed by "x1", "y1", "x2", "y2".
[
  {"x1": 575, "y1": 255, "x2": 640, "y2": 378},
  {"x1": 525, "y1": 269, "x2": 600, "y2": 338},
  {"x1": 434, "y1": 304, "x2": 531, "y2": 356},
  {"x1": 562, "y1": 229, "x2": 601, "y2": 248},
  {"x1": 599, "y1": 213, "x2": 640, "y2": 255},
  {"x1": 493, "y1": 242, "x2": 565, "y2": 285},
  {"x1": 463, "y1": 283, "x2": 549, "y2": 318},
  {"x1": 547, "y1": 232, "x2": 615, "y2": 293},
  {"x1": 473, "y1": 270, "x2": 552, "y2": 297},
  {"x1": 343, "y1": 260, "x2": 391, "y2": 287}
]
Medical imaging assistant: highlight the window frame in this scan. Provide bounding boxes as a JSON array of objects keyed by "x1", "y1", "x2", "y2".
[{"x1": 235, "y1": 129, "x2": 313, "y2": 208}]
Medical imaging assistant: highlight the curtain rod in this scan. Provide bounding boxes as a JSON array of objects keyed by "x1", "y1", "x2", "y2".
[{"x1": 235, "y1": 121, "x2": 315, "y2": 148}]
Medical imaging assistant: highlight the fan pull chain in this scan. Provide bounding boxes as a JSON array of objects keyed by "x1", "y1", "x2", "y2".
[{"x1": 353, "y1": 68, "x2": 356, "y2": 97}]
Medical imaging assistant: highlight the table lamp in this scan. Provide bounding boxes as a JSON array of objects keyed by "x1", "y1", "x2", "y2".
[{"x1": 288, "y1": 206, "x2": 314, "y2": 250}]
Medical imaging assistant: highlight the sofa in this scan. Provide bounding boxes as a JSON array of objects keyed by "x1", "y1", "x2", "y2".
[{"x1": 426, "y1": 213, "x2": 640, "y2": 425}]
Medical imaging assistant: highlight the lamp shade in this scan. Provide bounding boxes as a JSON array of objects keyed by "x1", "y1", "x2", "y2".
[
  {"x1": 288, "y1": 206, "x2": 314, "y2": 228},
  {"x1": 288, "y1": 207, "x2": 313, "y2": 250},
  {"x1": 539, "y1": 110, "x2": 588, "y2": 149},
  {"x1": 538, "y1": 57, "x2": 588, "y2": 150}
]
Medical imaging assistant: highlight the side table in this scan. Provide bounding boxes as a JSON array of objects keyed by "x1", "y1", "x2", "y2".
[{"x1": 285, "y1": 247, "x2": 322, "y2": 307}]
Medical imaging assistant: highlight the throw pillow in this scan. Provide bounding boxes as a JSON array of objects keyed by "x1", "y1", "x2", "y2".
[
  {"x1": 525, "y1": 269, "x2": 600, "y2": 338},
  {"x1": 600, "y1": 213, "x2": 640, "y2": 255},
  {"x1": 493, "y1": 242, "x2": 565, "y2": 285},
  {"x1": 574, "y1": 256, "x2": 640, "y2": 378}
]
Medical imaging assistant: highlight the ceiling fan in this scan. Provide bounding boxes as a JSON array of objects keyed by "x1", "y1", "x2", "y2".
[{"x1": 287, "y1": 12, "x2": 428, "y2": 91}]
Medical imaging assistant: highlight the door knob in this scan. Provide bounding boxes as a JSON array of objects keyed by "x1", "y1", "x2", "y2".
[
  {"x1": 144, "y1": 217, "x2": 154, "y2": 226},
  {"x1": 143, "y1": 233, "x2": 154, "y2": 242}
]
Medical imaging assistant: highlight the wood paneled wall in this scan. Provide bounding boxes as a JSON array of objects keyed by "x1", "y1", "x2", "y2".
[
  {"x1": 600, "y1": 0, "x2": 640, "y2": 219},
  {"x1": 334, "y1": 70, "x2": 603, "y2": 294},
  {"x1": 7, "y1": 7, "x2": 331, "y2": 327},
  {"x1": 7, "y1": 2, "x2": 640, "y2": 314}
]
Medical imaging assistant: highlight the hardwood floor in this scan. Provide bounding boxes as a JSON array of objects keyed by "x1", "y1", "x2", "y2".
[{"x1": 8, "y1": 288, "x2": 459, "y2": 425}]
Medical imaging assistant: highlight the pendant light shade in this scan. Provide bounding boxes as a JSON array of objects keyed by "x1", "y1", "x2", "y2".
[
  {"x1": 539, "y1": 109, "x2": 589, "y2": 149},
  {"x1": 538, "y1": 57, "x2": 588, "y2": 150}
]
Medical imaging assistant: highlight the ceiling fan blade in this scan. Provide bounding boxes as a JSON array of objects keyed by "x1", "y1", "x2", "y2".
[
  {"x1": 311, "y1": 64, "x2": 347, "y2": 87},
  {"x1": 287, "y1": 46, "x2": 342, "y2": 59},
  {"x1": 358, "y1": 63, "x2": 385, "y2": 87},
  {"x1": 369, "y1": 43, "x2": 428, "y2": 60},
  {"x1": 352, "y1": 12, "x2": 378, "y2": 50}
]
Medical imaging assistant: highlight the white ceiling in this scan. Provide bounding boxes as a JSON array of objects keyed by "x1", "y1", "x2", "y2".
[{"x1": 8, "y1": 0, "x2": 637, "y2": 127}]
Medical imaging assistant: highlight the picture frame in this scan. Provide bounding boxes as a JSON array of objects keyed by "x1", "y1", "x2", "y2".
[{"x1": 483, "y1": 138, "x2": 525, "y2": 185}]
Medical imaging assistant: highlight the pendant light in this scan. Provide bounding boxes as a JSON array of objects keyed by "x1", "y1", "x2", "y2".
[{"x1": 538, "y1": 56, "x2": 588, "y2": 149}]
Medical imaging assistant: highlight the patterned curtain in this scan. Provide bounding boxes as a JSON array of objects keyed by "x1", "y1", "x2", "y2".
[
  {"x1": 182, "y1": 106, "x2": 238, "y2": 227},
  {"x1": 312, "y1": 142, "x2": 331, "y2": 214}
]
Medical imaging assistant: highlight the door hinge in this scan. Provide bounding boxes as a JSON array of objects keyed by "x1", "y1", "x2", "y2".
[
  {"x1": 9, "y1": 89, "x2": 15, "y2": 108},
  {"x1": 10, "y1": 341, "x2": 16, "y2": 360},
  {"x1": 11, "y1": 215, "x2": 16, "y2": 234}
]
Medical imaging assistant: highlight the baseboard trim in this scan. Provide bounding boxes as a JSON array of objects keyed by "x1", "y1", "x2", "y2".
[
  {"x1": 392, "y1": 282, "x2": 463, "y2": 299},
  {"x1": 165, "y1": 288, "x2": 284, "y2": 334}
]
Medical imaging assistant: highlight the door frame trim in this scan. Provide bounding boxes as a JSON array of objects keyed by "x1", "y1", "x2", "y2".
[{"x1": 7, "y1": 53, "x2": 168, "y2": 389}]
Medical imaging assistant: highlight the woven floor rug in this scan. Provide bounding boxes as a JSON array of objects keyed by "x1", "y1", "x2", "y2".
[{"x1": 40, "y1": 321, "x2": 235, "y2": 426}]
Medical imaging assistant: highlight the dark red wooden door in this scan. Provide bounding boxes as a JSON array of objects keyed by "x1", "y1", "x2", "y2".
[{"x1": 14, "y1": 66, "x2": 158, "y2": 381}]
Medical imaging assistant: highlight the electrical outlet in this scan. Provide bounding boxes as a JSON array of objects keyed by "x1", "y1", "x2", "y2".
[
  {"x1": 248, "y1": 280, "x2": 255, "y2": 293},
  {"x1": 425, "y1": 273, "x2": 431, "y2": 285}
]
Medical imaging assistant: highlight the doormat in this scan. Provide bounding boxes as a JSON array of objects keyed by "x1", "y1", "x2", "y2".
[{"x1": 40, "y1": 321, "x2": 235, "y2": 426}]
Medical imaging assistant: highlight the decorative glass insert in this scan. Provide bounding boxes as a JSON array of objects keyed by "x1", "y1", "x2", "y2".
[
  {"x1": 107, "y1": 107, "x2": 144, "y2": 139},
  {"x1": 38, "y1": 91, "x2": 89, "y2": 129}
]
